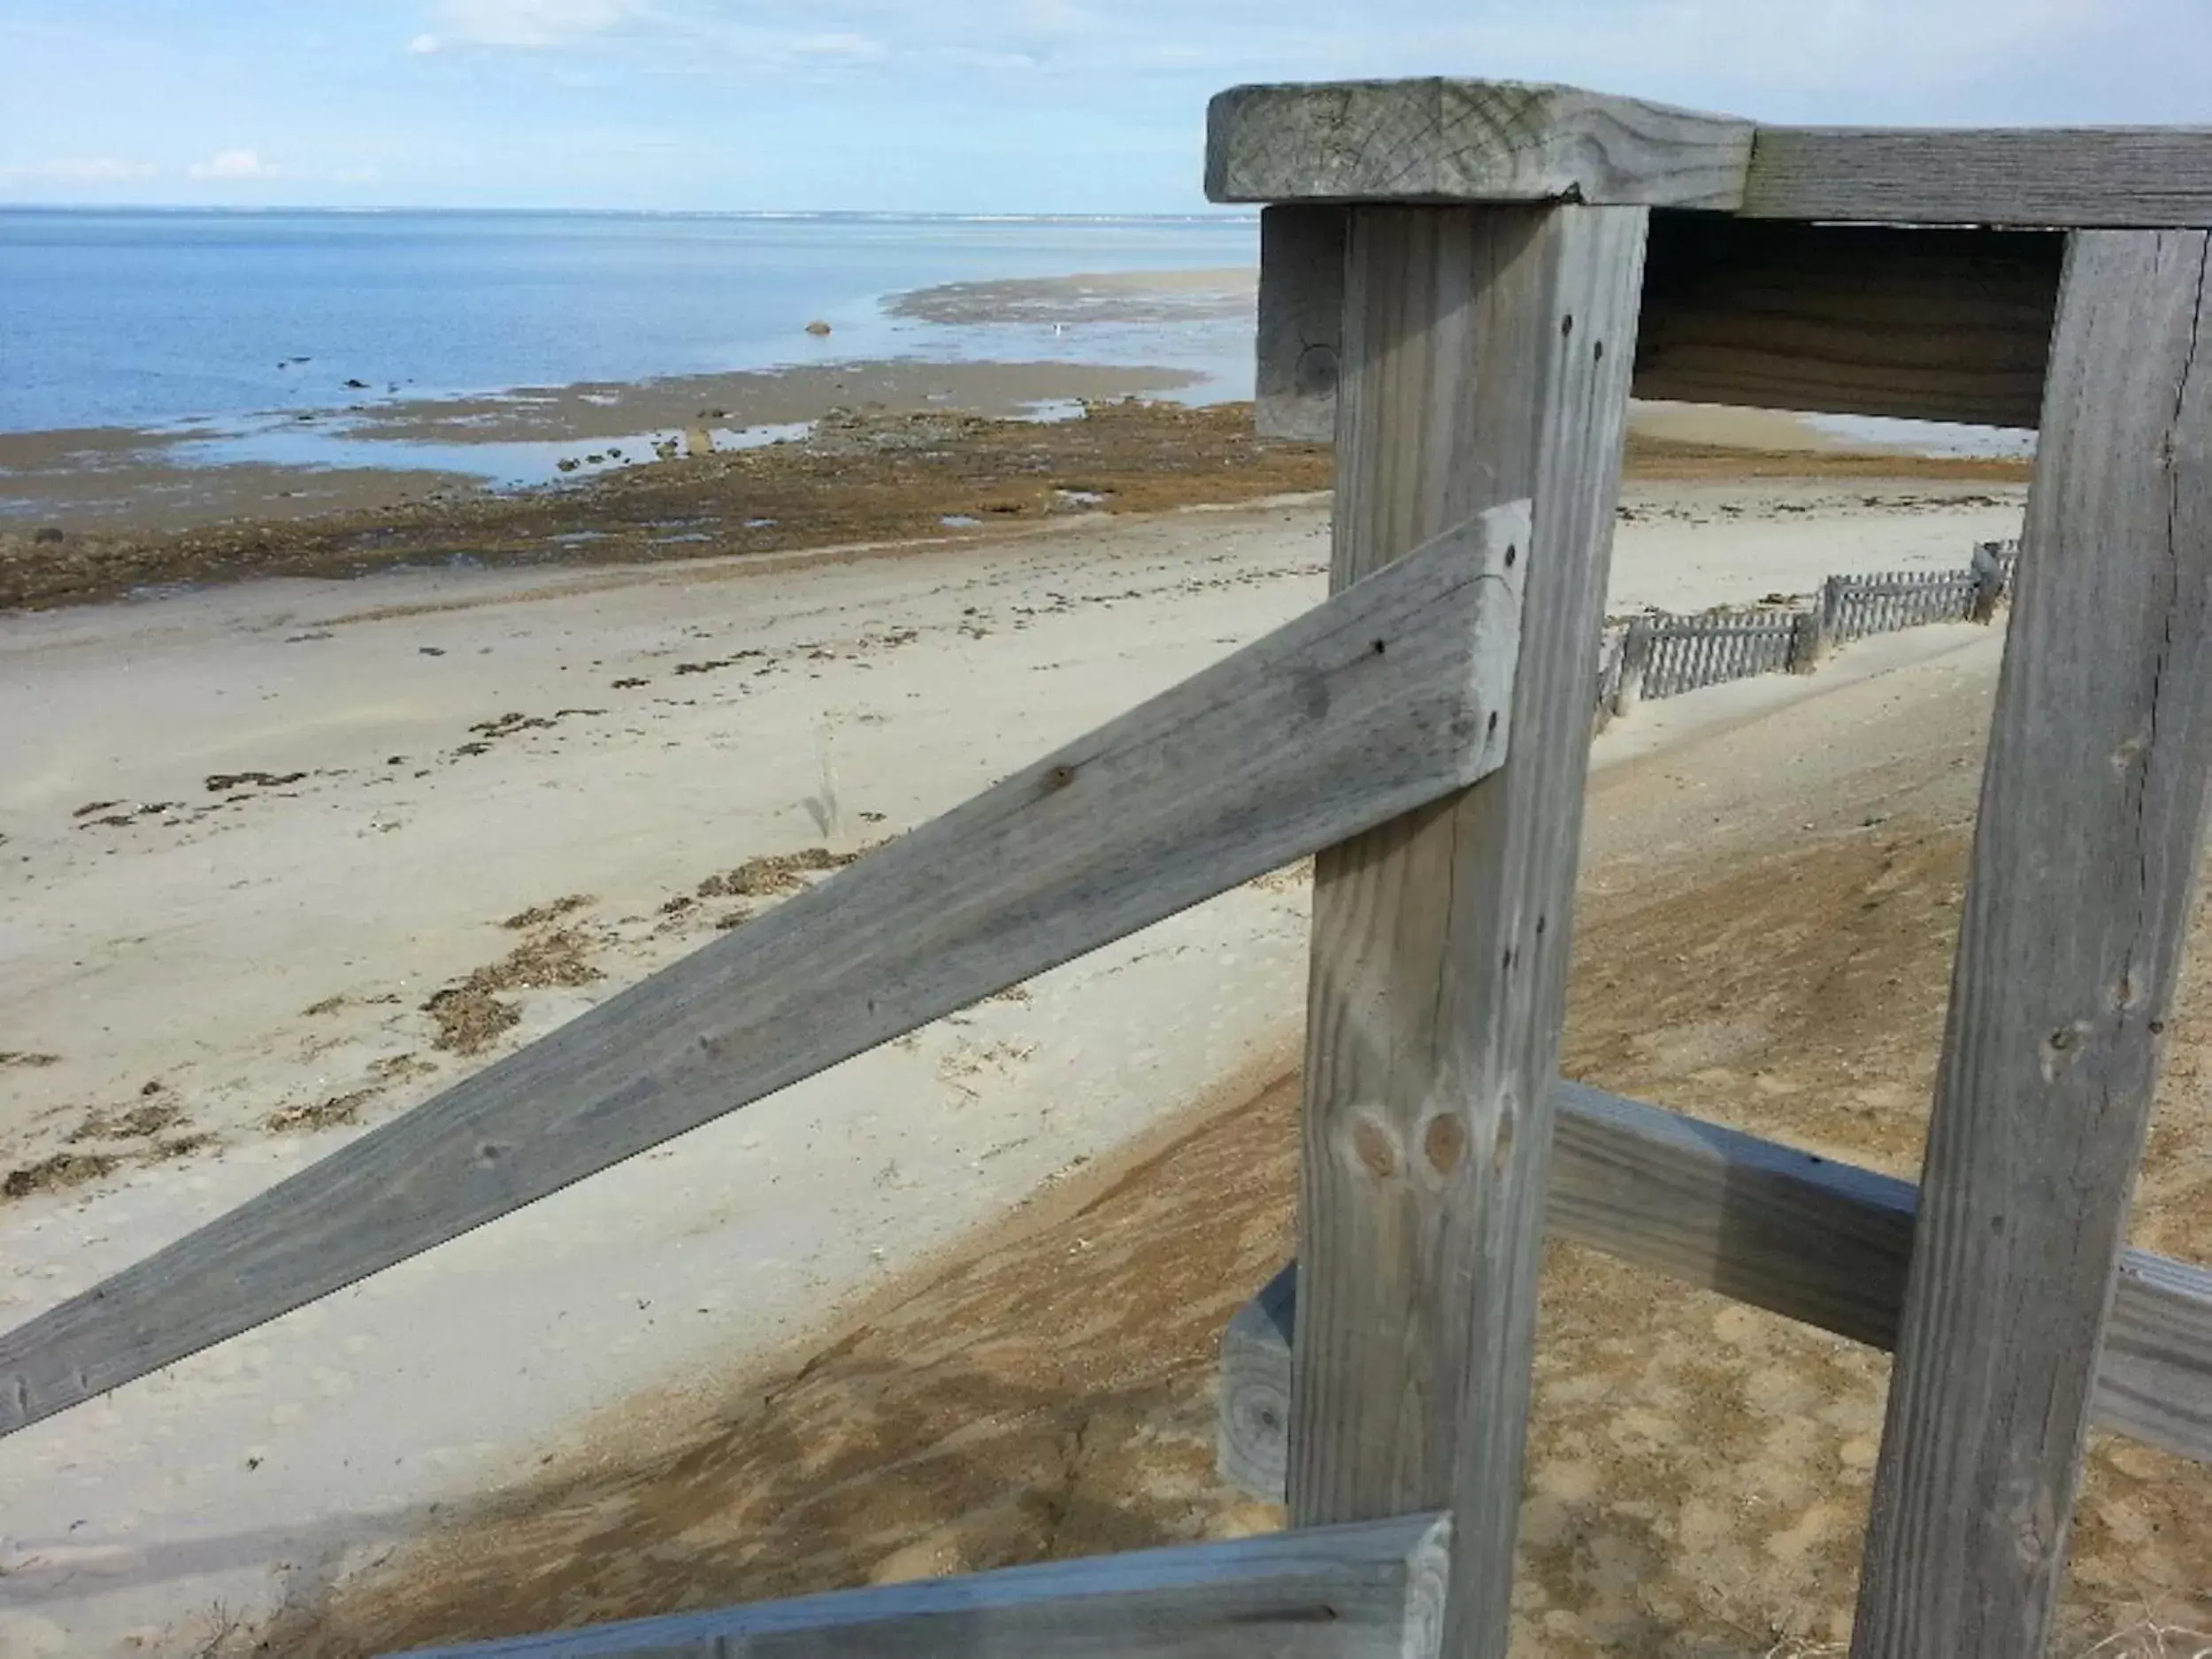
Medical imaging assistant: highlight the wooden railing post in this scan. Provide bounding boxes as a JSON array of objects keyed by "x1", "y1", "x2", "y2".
[
  {"x1": 1853, "y1": 230, "x2": 2212, "y2": 1656},
  {"x1": 1614, "y1": 613, "x2": 1655, "y2": 711},
  {"x1": 1967, "y1": 538, "x2": 2008, "y2": 623},
  {"x1": 1291, "y1": 203, "x2": 1647, "y2": 1659}
]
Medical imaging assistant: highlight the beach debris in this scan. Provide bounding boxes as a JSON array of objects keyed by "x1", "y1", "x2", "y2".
[
  {"x1": 695, "y1": 844, "x2": 877, "y2": 901},
  {"x1": 69, "y1": 1100, "x2": 185, "y2": 1142},
  {"x1": 423, "y1": 925, "x2": 603, "y2": 1054},
  {"x1": 502, "y1": 893, "x2": 594, "y2": 930},
  {"x1": 0, "y1": 1051, "x2": 61, "y2": 1069},
  {"x1": 33, "y1": 526, "x2": 65, "y2": 544},
  {"x1": 4, "y1": 1152, "x2": 118, "y2": 1202},
  {"x1": 804, "y1": 319, "x2": 833, "y2": 336},
  {"x1": 344, "y1": 377, "x2": 370, "y2": 389},
  {"x1": 265, "y1": 1089, "x2": 377, "y2": 1134},
  {"x1": 557, "y1": 457, "x2": 580, "y2": 472},
  {"x1": 204, "y1": 769, "x2": 307, "y2": 793}
]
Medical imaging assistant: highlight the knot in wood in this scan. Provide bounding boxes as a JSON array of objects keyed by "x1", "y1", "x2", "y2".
[
  {"x1": 1421, "y1": 1112, "x2": 1468, "y2": 1174},
  {"x1": 1348, "y1": 1110, "x2": 1402, "y2": 1180}
]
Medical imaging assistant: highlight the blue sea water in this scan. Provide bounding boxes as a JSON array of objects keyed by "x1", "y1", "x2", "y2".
[{"x1": 0, "y1": 209, "x2": 1259, "y2": 436}]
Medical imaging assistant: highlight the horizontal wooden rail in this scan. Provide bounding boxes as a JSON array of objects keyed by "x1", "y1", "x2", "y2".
[
  {"x1": 1217, "y1": 1082, "x2": 2212, "y2": 1501},
  {"x1": 0, "y1": 502, "x2": 1532, "y2": 1440},
  {"x1": 1210, "y1": 80, "x2": 2212, "y2": 228},
  {"x1": 389, "y1": 1511, "x2": 1452, "y2": 1657},
  {"x1": 1255, "y1": 208, "x2": 2062, "y2": 441}
]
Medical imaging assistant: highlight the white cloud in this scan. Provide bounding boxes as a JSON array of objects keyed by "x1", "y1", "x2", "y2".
[
  {"x1": 187, "y1": 148, "x2": 279, "y2": 180},
  {"x1": 0, "y1": 156, "x2": 157, "y2": 183},
  {"x1": 419, "y1": 0, "x2": 645, "y2": 50},
  {"x1": 790, "y1": 32, "x2": 886, "y2": 60}
]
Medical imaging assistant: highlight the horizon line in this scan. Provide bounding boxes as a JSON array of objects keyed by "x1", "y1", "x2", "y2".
[{"x1": 0, "y1": 203, "x2": 1261, "y2": 222}]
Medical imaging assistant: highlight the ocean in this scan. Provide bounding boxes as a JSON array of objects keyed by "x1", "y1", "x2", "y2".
[{"x1": 0, "y1": 209, "x2": 1259, "y2": 437}]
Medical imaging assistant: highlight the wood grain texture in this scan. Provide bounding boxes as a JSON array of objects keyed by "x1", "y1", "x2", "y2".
[
  {"x1": 0, "y1": 504, "x2": 1531, "y2": 1441},
  {"x1": 1291, "y1": 204, "x2": 1647, "y2": 1659},
  {"x1": 1746, "y1": 125, "x2": 2212, "y2": 227},
  {"x1": 1853, "y1": 229, "x2": 2212, "y2": 1659},
  {"x1": 388, "y1": 1512, "x2": 1453, "y2": 1657},
  {"x1": 1256, "y1": 205, "x2": 1347, "y2": 441},
  {"x1": 1217, "y1": 1084, "x2": 2212, "y2": 1502},
  {"x1": 1256, "y1": 213, "x2": 2062, "y2": 438},
  {"x1": 1634, "y1": 216, "x2": 2062, "y2": 428},
  {"x1": 1207, "y1": 80, "x2": 1751, "y2": 208}
]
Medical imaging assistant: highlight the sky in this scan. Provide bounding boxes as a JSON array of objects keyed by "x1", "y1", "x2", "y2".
[{"x1": 3, "y1": 0, "x2": 2210, "y2": 213}]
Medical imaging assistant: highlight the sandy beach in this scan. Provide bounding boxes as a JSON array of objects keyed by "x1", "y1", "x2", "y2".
[{"x1": 0, "y1": 445, "x2": 2130, "y2": 1656}]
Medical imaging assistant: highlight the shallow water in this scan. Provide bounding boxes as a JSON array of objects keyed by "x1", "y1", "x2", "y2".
[{"x1": 0, "y1": 209, "x2": 1258, "y2": 435}]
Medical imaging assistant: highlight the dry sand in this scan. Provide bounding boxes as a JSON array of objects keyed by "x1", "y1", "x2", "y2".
[
  {"x1": 4, "y1": 473, "x2": 2139, "y2": 1659},
  {"x1": 259, "y1": 628, "x2": 2212, "y2": 1659}
]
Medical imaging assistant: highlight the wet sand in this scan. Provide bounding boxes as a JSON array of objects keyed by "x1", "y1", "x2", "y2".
[
  {"x1": 1, "y1": 397, "x2": 2032, "y2": 612},
  {"x1": 0, "y1": 360, "x2": 1208, "y2": 534},
  {"x1": 887, "y1": 266, "x2": 1256, "y2": 326}
]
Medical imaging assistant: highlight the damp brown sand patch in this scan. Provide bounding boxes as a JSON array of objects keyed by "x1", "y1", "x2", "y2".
[
  {"x1": 1, "y1": 399, "x2": 2030, "y2": 612},
  {"x1": 265, "y1": 818, "x2": 2212, "y2": 1657}
]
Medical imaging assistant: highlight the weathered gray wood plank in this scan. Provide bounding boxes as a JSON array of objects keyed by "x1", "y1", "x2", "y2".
[
  {"x1": 1746, "y1": 125, "x2": 2212, "y2": 227},
  {"x1": 0, "y1": 503, "x2": 1530, "y2": 1440},
  {"x1": 1210, "y1": 77, "x2": 2212, "y2": 228},
  {"x1": 1217, "y1": 1084, "x2": 2212, "y2": 1504},
  {"x1": 388, "y1": 1511, "x2": 1452, "y2": 1657},
  {"x1": 1253, "y1": 212, "x2": 2062, "y2": 439},
  {"x1": 1256, "y1": 205, "x2": 1346, "y2": 442},
  {"x1": 1207, "y1": 80, "x2": 1752, "y2": 208},
  {"x1": 1293, "y1": 203, "x2": 1646, "y2": 1659},
  {"x1": 1853, "y1": 228, "x2": 2212, "y2": 1659}
]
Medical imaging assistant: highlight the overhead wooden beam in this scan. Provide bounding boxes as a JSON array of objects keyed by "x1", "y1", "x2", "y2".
[
  {"x1": 0, "y1": 501, "x2": 1529, "y2": 1441},
  {"x1": 1745, "y1": 126, "x2": 2212, "y2": 228},
  {"x1": 1852, "y1": 229, "x2": 2212, "y2": 1659},
  {"x1": 1217, "y1": 1083, "x2": 2212, "y2": 1505},
  {"x1": 1250, "y1": 210, "x2": 2062, "y2": 440},
  {"x1": 1207, "y1": 79, "x2": 1754, "y2": 210},
  {"x1": 1291, "y1": 204, "x2": 1647, "y2": 1659},
  {"x1": 1635, "y1": 216, "x2": 2061, "y2": 428},
  {"x1": 388, "y1": 1511, "x2": 1453, "y2": 1658}
]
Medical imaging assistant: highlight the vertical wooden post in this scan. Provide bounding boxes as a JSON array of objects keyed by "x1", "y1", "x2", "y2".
[
  {"x1": 1818, "y1": 572, "x2": 1844, "y2": 652},
  {"x1": 1853, "y1": 230, "x2": 2212, "y2": 1657},
  {"x1": 1614, "y1": 614, "x2": 1654, "y2": 713},
  {"x1": 1967, "y1": 539, "x2": 2008, "y2": 624},
  {"x1": 1290, "y1": 204, "x2": 1648, "y2": 1659}
]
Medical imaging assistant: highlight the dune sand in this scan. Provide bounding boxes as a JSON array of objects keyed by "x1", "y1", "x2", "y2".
[{"x1": 0, "y1": 477, "x2": 2038, "y2": 1655}]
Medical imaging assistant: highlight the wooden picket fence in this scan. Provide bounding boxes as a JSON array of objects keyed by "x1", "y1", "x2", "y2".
[{"x1": 1595, "y1": 539, "x2": 2018, "y2": 719}]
